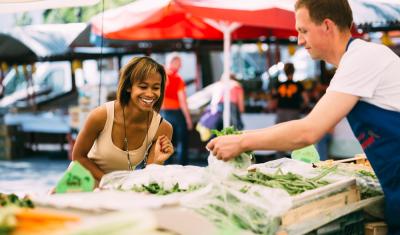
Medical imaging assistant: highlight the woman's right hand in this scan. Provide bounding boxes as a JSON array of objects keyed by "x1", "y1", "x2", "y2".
[{"x1": 153, "y1": 135, "x2": 174, "y2": 164}]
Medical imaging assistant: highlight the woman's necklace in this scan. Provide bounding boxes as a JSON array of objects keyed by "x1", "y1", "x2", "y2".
[{"x1": 122, "y1": 107, "x2": 149, "y2": 171}]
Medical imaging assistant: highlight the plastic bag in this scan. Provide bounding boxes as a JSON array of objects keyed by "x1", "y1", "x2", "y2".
[
  {"x1": 181, "y1": 180, "x2": 291, "y2": 235},
  {"x1": 207, "y1": 150, "x2": 252, "y2": 179},
  {"x1": 99, "y1": 164, "x2": 206, "y2": 194}
]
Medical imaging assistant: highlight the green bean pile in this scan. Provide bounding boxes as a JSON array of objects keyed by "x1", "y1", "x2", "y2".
[
  {"x1": 234, "y1": 169, "x2": 330, "y2": 195},
  {"x1": 197, "y1": 193, "x2": 279, "y2": 235}
]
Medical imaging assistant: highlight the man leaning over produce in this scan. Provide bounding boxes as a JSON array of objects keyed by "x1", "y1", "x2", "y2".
[{"x1": 207, "y1": 0, "x2": 400, "y2": 233}]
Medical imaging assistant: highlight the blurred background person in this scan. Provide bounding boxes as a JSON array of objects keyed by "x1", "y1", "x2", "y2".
[
  {"x1": 211, "y1": 74, "x2": 245, "y2": 131},
  {"x1": 273, "y1": 62, "x2": 309, "y2": 123},
  {"x1": 272, "y1": 62, "x2": 309, "y2": 158},
  {"x1": 196, "y1": 74, "x2": 245, "y2": 141},
  {"x1": 161, "y1": 52, "x2": 193, "y2": 165},
  {"x1": 314, "y1": 69, "x2": 336, "y2": 160}
]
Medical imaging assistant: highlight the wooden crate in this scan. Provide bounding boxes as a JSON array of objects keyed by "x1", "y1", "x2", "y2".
[
  {"x1": 365, "y1": 222, "x2": 387, "y2": 235},
  {"x1": 281, "y1": 178, "x2": 360, "y2": 227},
  {"x1": 277, "y1": 195, "x2": 383, "y2": 235},
  {"x1": 276, "y1": 178, "x2": 387, "y2": 235}
]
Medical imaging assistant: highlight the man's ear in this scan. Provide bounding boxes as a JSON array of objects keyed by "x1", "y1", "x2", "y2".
[{"x1": 323, "y1": 18, "x2": 335, "y2": 33}]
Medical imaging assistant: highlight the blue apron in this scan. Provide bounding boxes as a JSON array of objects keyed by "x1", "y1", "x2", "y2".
[{"x1": 347, "y1": 101, "x2": 400, "y2": 233}]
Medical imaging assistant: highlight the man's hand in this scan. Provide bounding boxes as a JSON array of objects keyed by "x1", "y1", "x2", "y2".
[
  {"x1": 154, "y1": 135, "x2": 174, "y2": 164},
  {"x1": 206, "y1": 134, "x2": 243, "y2": 161}
]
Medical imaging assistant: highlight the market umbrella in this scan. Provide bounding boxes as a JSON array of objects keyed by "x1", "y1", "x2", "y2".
[
  {"x1": 90, "y1": 0, "x2": 224, "y2": 41},
  {"x1": 174, "y1": 0, "x2": 296, "y2": 128},
  {"x1": 90, "y1": 0, "x2": 296, "y2": 53}
]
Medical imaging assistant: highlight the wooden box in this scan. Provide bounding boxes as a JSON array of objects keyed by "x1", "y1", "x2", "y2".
[
  {"x1": 365, "y1": 222, "x2": 388, "y2": 235},
  {"x1": 277, "y1": 178, "x2": 384, "y2": 235}
]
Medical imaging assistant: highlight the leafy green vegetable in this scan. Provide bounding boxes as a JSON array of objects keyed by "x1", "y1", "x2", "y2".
[
  {"x1": 130, "y1": 183, "x2": 202, "y2": 195},
  {"x1": 211, "y1": 126, "x2": 254, "y2": 169},
  {"x1": 0, "y1": 193, "x2": 34, "y2": 209}
]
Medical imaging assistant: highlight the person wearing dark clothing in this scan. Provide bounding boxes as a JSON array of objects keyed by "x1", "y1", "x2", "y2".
[{"x1": 273, "y1": 63, "x2": 308, "y2": 124}]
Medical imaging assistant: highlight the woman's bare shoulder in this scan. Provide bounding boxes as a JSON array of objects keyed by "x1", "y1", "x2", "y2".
[{"x1": 85, "y1": 105, "x2": 108, "y2": 132}]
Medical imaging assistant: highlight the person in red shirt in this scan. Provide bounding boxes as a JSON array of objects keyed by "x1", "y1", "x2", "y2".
[{"x1": 161, "y1": 53, "x2": 193, "y2": 165}]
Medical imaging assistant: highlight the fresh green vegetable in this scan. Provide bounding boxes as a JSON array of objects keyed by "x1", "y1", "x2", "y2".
[
  {"x1": 212, "y1": 126, "x2": 254, "y2": 168},
  {"x1": 196, "y1": 191, "x2": 279, "y2": 235},
  {"x1": 0, "y1": 193, "x2": 34, "y2": 209},
  {"x1": 0, "y1": 207, "x2": 17, "y2": 235},
  {"x1": 357, "y1": 169, "x2": 377, "y2": 179},
  {"x1": 128, "y1": 183, "x2": 202, "y2": 195},
  {"x1": 234, "y1": 169, "x2": 330, "y2": 195}
]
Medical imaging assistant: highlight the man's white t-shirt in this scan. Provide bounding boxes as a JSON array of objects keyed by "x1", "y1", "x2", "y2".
[{"x1": 327, "y1": 39, "x2": 400, "y2": 112}]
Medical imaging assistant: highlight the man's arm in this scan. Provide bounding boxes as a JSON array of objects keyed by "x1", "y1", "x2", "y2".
[{"x1": 207, "y1": 91, "x2": 359, "y2": 160}]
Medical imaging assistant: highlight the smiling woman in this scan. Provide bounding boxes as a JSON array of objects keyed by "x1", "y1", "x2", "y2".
[{"x1": 70, "y1": 56, "x2": 174, "y2": 186}]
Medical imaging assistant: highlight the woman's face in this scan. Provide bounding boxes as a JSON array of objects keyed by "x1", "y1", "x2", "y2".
[{"x1": 129, "y1": 72, "x2": 162, "y2": 112}]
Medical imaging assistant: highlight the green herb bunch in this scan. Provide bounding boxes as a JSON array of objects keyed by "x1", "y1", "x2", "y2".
[{"x1": 211, "y1": 126, "x2": 254, "y2": 169}]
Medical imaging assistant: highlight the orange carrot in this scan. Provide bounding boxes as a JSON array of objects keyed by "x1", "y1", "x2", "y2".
[{"x1": 15, "y1": 208, "x2": 80, "y2": 222}]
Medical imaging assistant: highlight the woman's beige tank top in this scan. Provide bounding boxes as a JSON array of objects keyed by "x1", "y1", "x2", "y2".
[{"x1": 88, "y1": 101, "x2": 161, "y2": 173}]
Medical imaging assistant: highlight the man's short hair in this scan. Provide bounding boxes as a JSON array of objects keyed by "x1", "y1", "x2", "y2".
[
  {"x1": 295, "y1": 0, "x2": 353, "y2": 32},
  {"x1": 284, "y1": 63, "x2": 295, "y2": 77}
]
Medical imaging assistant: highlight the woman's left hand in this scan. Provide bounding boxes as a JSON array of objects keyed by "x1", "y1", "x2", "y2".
[{"x1": 154, "y1": 135, "x2": 174, "y2": 164}]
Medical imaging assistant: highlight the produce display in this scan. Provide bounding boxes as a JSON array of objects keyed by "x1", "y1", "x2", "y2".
[{"x1": 5, "y1": 137, "x2": 382, "y2": 235}]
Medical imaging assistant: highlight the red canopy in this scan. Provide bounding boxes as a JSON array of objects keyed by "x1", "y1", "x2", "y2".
[
  {"x1": 91, "y1": 0, "x2": 298, "y2": 41},
  {"x1": 91, "y1": 0, "x2": 223, "y2": 40},
  {"x1": 174, "y1": 0, "x2": 297, "y2": 32}
]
